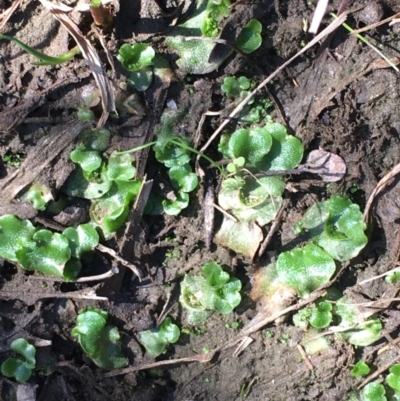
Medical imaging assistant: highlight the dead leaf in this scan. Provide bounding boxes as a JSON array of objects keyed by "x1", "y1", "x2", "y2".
[
  {"x1": 214, "y1": 218, "x2": 263, "y2": 259},
  {"x1": 304, "y1": 148, "x2": 346, "y2": 182},
  {"x1": 38, "y1": 0, "x2": 116, "y2": 128}
]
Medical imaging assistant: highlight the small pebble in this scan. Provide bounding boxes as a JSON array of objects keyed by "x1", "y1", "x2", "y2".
[{"x1": 359, "y1": 3, "x2": 384, "y2": 26}]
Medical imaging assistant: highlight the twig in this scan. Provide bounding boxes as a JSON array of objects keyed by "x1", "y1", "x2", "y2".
[
  {"x1": 357, "y1": 357, "x2": 400, "y2": 390},
  {"x1": 296, "y1": 344, "x2": 314, "y2": 370},
  {"x1": 257, "y1": 199, "x2": 289, "y2": 259},
  {"x1": 331, "y1": 13, "x2": 399, "y2": 72},
  {"x1": 363, "y1": 162, "x2": 400, "y2": 224},
  {"x1": 103, "y1": 353, "x2": 215, "y2": 377},
  {"x1": 1, "y1": 290, "x2": 108, "y2": 301},
  {"x1": 213, "y1": 202, "x2": 238, "y2": 222},
  {"x1": 97, "y1": 244, "x2": 142, "y2": 280},
  {"x1": 197, "y1": 13, "x2": 348, "y2": 157},
  {"x1": 352, "y1": 11, "x2": 400, "y2": 34},
  {"x1": 357, "y1": 267, "x2": 400, "y2": 285},
  {"x1": 28, "y1": 267, "x2": 119, "y2": 282},
  {"x1": 0, "y1": 0, "x2": 23, "y2": 31},
  {"x1": 309, "y1": 0, "x2": 329, "y2": 34}
]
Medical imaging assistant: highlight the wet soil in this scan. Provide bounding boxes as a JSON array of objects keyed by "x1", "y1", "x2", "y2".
[{"x1": 1, "y1": 0, "x2": 400, "y2": 400}]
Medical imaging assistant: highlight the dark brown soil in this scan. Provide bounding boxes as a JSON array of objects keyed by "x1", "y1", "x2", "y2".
[{"x1": 1, "y1": 0, "x2": 400, "y2": 400}]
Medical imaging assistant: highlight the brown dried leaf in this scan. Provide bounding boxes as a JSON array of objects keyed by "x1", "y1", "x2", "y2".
[
  {"x1": 214, "y1": 218, "x2": 263, "y2": 259},
  {"x1": 38, "y1": 0, "x2": 115, "y2": 127},
  {"x1": 304, "y1": 149, "x2": 346, "y2": 182}
]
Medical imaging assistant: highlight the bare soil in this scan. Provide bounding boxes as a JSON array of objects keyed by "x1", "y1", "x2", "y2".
[{"x1": 1, "y1": 0, "x2": 400, "y2": 400}]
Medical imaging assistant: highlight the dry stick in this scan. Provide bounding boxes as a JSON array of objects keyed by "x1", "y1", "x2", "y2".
[
  {"x1": 363, "y1": 162, "x2": 400, "y2": 224},
  {"x1": 0, "y1": 0, "x2": 23, "y2": 31},
  {"x1": 38, "y1": 0, "x2": 116, "y2": 128},
  {"x1": 352, "y1": 11, "x2": 400, "y2": 34},
  {"x1": 103, "y1": 354, "x2": 214, "y2": 377},
  {"x1": 1, "y1": 290, "x2": 108, "y2": 301},
  {"x1": 258, "y1": 198, "x2": 289, "y2": 258},
  {"x1": 296, "y1": 344, "x2": 314, "y2": 370},
  {"x1": 197, "y1": 13, "x2": 348, "y2": 158},
  {"x1": 378, "y1": 337, "x2": 400, "y2": 355},
  {"x1": 309, "y1": 0, "x2": 330, "y2": 34},
  {"x1": 357, "y1": 266, "x2": 400, "y2": 286},
  {"x1": 358, "y1": 356, "x2": 400, "y2": 390},
  {"x1": 29, "y1": 267, "x2": 118, "y2": 282},
  {"x1": 97, "y1": 244, "x2": 142, "y2": 279}
]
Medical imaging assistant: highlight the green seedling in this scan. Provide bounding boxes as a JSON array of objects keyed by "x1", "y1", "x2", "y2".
[
  {"x1": 2, "y1": 152, "x2": 22, "y2": 167},
  {"x1": 62, "y1": 224, "x2": 99, "y2": 259},
  {"x1": 70, "y1": 146, "x2": 104, "y2": 174},
  {"x1": 90, "y1": 178, "x2": 141, "y2": 234},
  {"x1": 387, "y1": 364, "x2": 400, "y2": 392},
  {"x1": 16, "y1": 229, "x2": 72, "y2": 278},
  {"x1": 72, "y1": 307, "x2": 128, "y2": 370},
  {"x1": 221, "y1": 76, "x2": 251, "y2": 99},
  {"x1": 385, "y1": 268, "x2": 400, "y2": 284},
  {"x1": 0, "y1": 34, "x2": 80, "y2": 65},
  {"x1": 226, "y1": 157, "x2": 246, "y2": 174},
  {"x1": 0, "y1": 215, "x2": 98, "y2": 279},
  {"x1": 180, "y1": 262, "x2": 242, "y2": 325},
  {"x1": 66, "y1": 129, "x2": 143, "y2": 235},
  {"x1": 77, "y1": 106, "x2": 95, "y2": 122},
  {"x1": 202, "y1": 0, "x2": 231, "y2": 38},
  {"x1": 276, "y1": 244, "x2": 336, "y2": 298},
  {"x1": 350, "y1": 361, "x2": 370, "y2": 378},
  {"x1": 236, "y1": 19, "x2": 263, "y2": 53},
  {"x1": 294, "y1": 196, "x2": 368, "y2": 262},
  {"x1": 220, "y1": 76, "x2": 272, "y2": 123},
  {"x1": 0, "y1": 215, "x2": 36, "y2": 261},
  {"x1": 1, "y1": 338, "x2": 36, "y2": 382},
  {"x1": 20, "y1": 183, "x2": 53, "y2": 211},
  {"x1": 334, "y1": 297, "x2": 382, "y2": 347},
  {"x1": 166, "y1": 0, "x2": 231, "y2": 74},
  {"x1": 139, "y1": 317, "x2": 180, "y2": 358},
  {"x1": 215, "y1": 122, "x2": 303, "y2": 256},
  {"x1": 293, "y1": 298, "x2": 333, "y2": 329},
  {"x1": 361, "y1": 382, "x2": 387, "y2": 401},
  {"x1": 117, "y1": 43, "x2": 155, "y2": 91}
]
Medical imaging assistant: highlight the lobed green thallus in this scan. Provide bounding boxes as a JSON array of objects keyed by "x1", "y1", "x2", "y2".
[
  {"x1": 0, "y1": 214, "x2": 99, "y2": 280},
  {"x1": 180, "y1": 262, "x2": 242, "y2": 325},
  {"x1": 139, "y1": 317, "x2": 180, "y2": 357},
  {"x1": 72, "y1": 307, "x2": 128, "y2": 370},
  {"x1": 1, "y1": 338, "x2": 36, "y2": 382}
]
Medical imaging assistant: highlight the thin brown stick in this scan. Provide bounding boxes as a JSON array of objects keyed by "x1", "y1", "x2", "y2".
[
  {"x1": 309, "y1": 0, "x2": 329, "y2": 34},
  {"x1": 28, "y1": 267, "x2": 118, "y2": 282},
  {"x1": 97, "y1": 244, "x2": 142, "y2": 279},
  {"x1": 0, "y1": 0, "x2": 23, "y2": 31},
  {"x1": 103, "y1": 353, "x2": 215, "y2": 377},
  {"x1": 213, "y1": 202, "x2": 238, "y2": 222},
  {"x1": 197, "y1": 13, "x2": 348, "y2": 157},
  {"x1": 378, "y1": 337, "x2": 400, "y2": 355},
  {"x1": 257, "y1": 198, "x2": 289, "y2": 259},
  {"x1": 1, "y1": 290, "x2": 108, "y2": 301},
  {"x1": 352, "y1": 11, "x2": 400, "y2": 34},
  {"x1": 363, "y1": 162, "x2": 400, "y2": 224},
  {"x1": 357, "y1": 267, "x2": 400, "y2": 285},
  {"x1": 297, "y1": 344, "x2": 314, "y2": 370},
  {"x1": 357, "y1": 357, "x2": 400, "y2": 390},
  {"x1": 38, "y1": 0, "x2": 115, "y2": 127}
]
